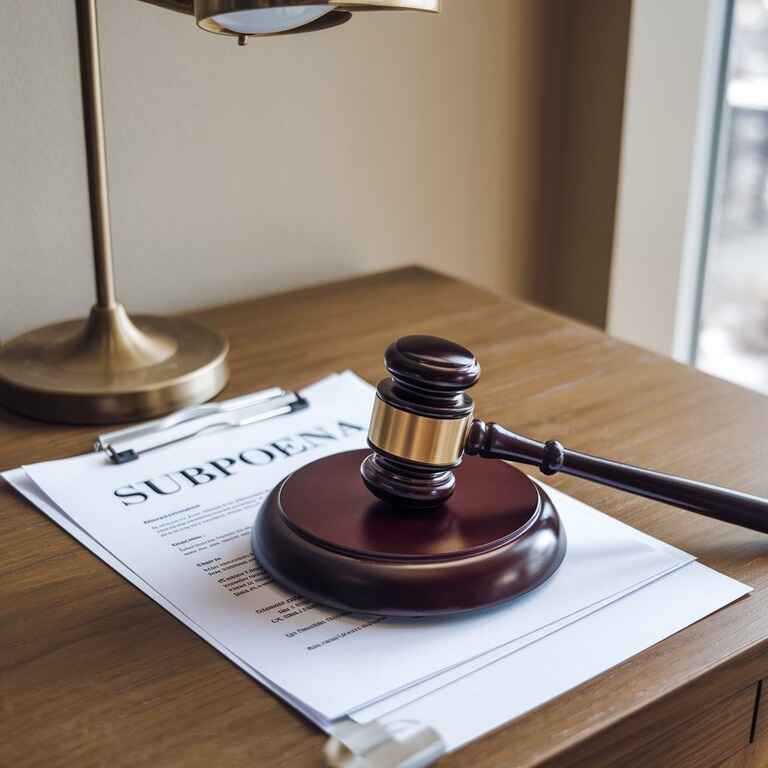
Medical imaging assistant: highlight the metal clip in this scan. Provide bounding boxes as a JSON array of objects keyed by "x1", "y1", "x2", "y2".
[
  {"x1": 325, "y1": 719, "x2": 445, "y2": 768},
  {"x1": 95, "y1": 387, "x2": 308, "y2": 463}
]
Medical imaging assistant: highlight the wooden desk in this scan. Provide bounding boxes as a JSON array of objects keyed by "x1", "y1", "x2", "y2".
[{"x1": 2, "y1": 266, "x2": 768, "y2": 768}]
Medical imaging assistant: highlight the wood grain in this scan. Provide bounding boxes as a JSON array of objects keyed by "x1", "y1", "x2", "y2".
[
  {"x1": 2, "y1": 266, "x2": 768, "y2": 768},
  {"x1": 716, "y1": 712, "x2": 768, "y2": 768},
  {"x1": 610, "y1": 685, "x2": 756, "y2": 768}
]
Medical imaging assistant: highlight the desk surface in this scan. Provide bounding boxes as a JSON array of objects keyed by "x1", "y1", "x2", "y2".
[{"x1": 3, "y1": 267, "x2": 768, "y2": 768}]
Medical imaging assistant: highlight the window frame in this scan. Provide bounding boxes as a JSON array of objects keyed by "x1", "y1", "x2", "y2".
[{"x1": 607, "y1": 0, "x2": 734, "y2": 361}]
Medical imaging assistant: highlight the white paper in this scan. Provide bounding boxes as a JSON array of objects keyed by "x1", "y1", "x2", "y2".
[
  {"x1": 351, "y1": 557, "x2": 677, "y2": 722},
  {"x1": 373, "y1": 562, "x2": 751, "y2": 751},
  {"x1": 5, "y1": 371, "x2": 696, "y2": 721},
  {"x1": 2, "y1": 466, "x2": 335, "y2": 725}
]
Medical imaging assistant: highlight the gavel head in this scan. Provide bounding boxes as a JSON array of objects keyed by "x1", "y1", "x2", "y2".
[{"x1": 361, "y1": 335, "x2": 480, "y2": 507}]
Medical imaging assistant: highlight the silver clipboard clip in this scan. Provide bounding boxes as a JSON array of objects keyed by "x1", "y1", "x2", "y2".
[
  {"x1": 325, "y1": 719, "x2": 446, "y2": 768},
  {"x1": 94, "y1": 387, "x2": 309, "y2": 464}
]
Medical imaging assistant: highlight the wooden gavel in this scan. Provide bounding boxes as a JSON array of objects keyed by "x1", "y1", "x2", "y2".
[
  {"x1": 254, "y1": 333, "x2": 768, "y2": 616},
  {"x1": 361, "y1": 335, "x2": 768, "y2": 533}
]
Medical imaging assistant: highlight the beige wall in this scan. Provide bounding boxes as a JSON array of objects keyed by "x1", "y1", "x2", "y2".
[
  {"x1": 0, "y1": 0, "x2": 629, "y2": 341},
  {"x1": 553, "y1": 0, "x2": 632, "y2": 328}
]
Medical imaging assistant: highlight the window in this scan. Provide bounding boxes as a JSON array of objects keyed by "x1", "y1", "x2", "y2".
[{"x1": 694, "y1": 0, "x2": 768, "y2": 393}]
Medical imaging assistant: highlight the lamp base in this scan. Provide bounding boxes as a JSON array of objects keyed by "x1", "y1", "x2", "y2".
[{"x1": 0, "y1": 304, "x2": 229, "y2": 424}]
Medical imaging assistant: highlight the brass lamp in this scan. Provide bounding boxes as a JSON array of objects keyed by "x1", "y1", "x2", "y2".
[{"x1": 0, "y1": 0, "x2": 439, "y2": 425}]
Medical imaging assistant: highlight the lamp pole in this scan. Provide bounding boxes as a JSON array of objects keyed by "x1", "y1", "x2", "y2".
[{"x1": 75, "y1": 0, "x2": 117, "y2": 310}]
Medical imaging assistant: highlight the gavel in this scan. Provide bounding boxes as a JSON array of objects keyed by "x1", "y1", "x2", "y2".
[
  {"x1": 361, "y1": 335, "x2": 768, "y2": 533},
  {"x1": 253, "y1": 334, "x2": 768, "y2": 617}
]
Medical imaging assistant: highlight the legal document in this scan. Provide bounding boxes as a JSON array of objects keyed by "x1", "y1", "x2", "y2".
[
  {"x1": 4, "y1": 371, "x2": 751, "y2": 761},
  {"x1": 369, "y1": 562, "x2": 749, "y2": 752}
]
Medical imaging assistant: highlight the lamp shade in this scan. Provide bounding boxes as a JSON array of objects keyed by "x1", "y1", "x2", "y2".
[{"x1": 193, "y1": 0, "x2": 439, "y2": 37}]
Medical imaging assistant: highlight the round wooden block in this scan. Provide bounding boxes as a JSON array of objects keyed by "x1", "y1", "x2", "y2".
[{"x1": 252, "y1": 449, "x2": 567, "y2": 616}]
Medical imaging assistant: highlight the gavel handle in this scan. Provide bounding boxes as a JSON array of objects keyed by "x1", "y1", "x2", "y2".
[{"x1": 464, "y1": 419, "x2": 768, "y2": 534}]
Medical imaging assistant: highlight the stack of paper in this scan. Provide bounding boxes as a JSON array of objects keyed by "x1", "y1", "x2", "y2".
[{"x1": 3, "y1": 372, "x2": 750, "y2": 764}]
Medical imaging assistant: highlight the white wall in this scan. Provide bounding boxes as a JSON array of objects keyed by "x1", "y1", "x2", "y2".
[{"x1": 0, "y1": 0, "x2": 563, "y2": 341}]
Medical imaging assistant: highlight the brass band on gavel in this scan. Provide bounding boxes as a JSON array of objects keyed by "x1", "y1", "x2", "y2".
[{"x1": 367, "y1": 395, "x2": 473, "y2": 468}]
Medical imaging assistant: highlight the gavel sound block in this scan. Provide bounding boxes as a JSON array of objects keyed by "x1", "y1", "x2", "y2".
[{"x1": 252, "y1": 336, "x2": 768, "y2": 617}]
